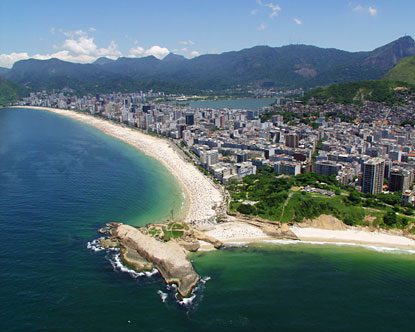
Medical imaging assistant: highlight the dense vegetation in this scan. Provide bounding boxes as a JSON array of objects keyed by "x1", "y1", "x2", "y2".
[
  {"x1": 385, "y1": 56, "x2": 415, "y2": 84},
  {"x1": 227, "y1": 167, "x2": 415, "y2": 230},
  {"x1": 304, "y1": 80, "x2": 414, "y2": 106},
  {"x1": 0, "y1": 76, "x2": 29, "y2": 106}
]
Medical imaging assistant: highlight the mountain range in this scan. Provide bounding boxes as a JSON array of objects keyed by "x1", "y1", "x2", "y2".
[{"x1": 2, "y1": 36, "x2": 415, "y2": 94}]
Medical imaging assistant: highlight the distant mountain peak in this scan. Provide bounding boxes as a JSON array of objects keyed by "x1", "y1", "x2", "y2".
[
  {"x1": 163, "y1": 53, "x2": 186, "y2": 62},
  {"x1": 93, "y1": 57, "x2": 115, "y2": 66},
  {"x1": 364, "y1": 35, "x2": 415, "y2": 69}
]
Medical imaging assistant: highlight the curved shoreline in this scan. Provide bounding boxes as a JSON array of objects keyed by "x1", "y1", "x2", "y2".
[
  {"x1": 9, "y1": 106, "x2": 415, "y2": 253},
  {"x1": 13, "y1": 106, "x2": 224, "y2": 225}
]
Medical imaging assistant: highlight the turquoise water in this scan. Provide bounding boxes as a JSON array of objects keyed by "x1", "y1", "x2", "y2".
[
  {"x1": 2, "y1": 107, "x2": 415, "y2": 331},
  {"x1": 171, "y1": 97, "x2": 275, "y2": 110}
]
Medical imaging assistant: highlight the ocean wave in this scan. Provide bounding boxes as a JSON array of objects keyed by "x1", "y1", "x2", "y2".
[
  {"x1": 86, "y1": 238, "x2": 106, "y2": 252},
  {"x1": 108, "y1": 253, "x2": 159, "y2": 279},
  {"x1": 223, "y1": 242, "x2": 250, "y2": 248},
  {"x1": 157, "y1": 290, "x2": 168, "y2": 303},
  {"x1": 262, "y1": 239, "x2": 415, "y2": 254},
  {"x1": 176, "y1": 293, "x2": 197, "y2": 307}
]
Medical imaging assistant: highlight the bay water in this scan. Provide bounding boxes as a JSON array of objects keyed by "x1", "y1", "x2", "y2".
[{"x1": 171, "y1": 97, "x2": 275, "y2": 110}]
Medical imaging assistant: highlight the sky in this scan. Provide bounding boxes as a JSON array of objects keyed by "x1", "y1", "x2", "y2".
[{"x1": 0, "y1": 0, "x2": 414, "y2": 68}]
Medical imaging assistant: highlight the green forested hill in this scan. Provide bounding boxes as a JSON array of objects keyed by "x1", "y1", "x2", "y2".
[
  {"x1": 385, "y1": 56, "x2": 415, "y2": 84},
  {"x1": 0, "y1": 76, "x2": 28, "y2": 106},
  {"x1": 304, "y1": 80, "x2": 414, "y2": 106}
]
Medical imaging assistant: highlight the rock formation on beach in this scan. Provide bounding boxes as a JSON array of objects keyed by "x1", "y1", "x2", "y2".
[{"x1": 100, "y1": 222, "x2": 223, "y2": 298}]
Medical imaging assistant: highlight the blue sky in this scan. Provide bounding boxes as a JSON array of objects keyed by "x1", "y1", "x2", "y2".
[{"x1": 0, "y1": 0, "x2": 414, "y2": 68}]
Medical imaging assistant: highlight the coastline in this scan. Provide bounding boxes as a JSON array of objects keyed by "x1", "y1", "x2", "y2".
[
  {"x1": 13, "y1": 106, "x2": 224, "y2": 226},
  {"x1": 10, "y1": 106, "x2": 415, "y2": 253}
]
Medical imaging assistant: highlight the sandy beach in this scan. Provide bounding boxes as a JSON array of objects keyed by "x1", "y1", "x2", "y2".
[
  {"x1": 291, "y1": 226, "x2": 415, "y2": 250},
  {"x1": 14, "y1": 106, "x2": 415, "y2": 252},
  {"x1": 16, "y1": 106, "x2": 224, "y2": 225}
]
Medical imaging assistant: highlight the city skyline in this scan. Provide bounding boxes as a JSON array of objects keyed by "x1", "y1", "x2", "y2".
[{"x1": 1, "y1": 0, "x2": 414, "y2": 68}]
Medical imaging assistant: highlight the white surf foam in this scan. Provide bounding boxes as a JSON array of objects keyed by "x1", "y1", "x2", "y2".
[
  {"x1": 110, "y1": 253, "x2": 143, "y2": 278},
  {"x1": 86, "y1": 238, "x2": 106, "y2": 252},
  {"x1": 262, "y1": 239, "x2": 415, "y2": 254},
  {"x1": 157, "y1": 290, "x2": 168, "y2": 303}
]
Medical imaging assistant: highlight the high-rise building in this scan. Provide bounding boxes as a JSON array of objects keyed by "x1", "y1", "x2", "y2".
[
  {"x1": 362, "y1": 158, "x2": 385, "y2": 194},
  {"x1": 237, "y1": 151, "x2": 248, "y2": 163},
  {"x1": 314, "y1": 161, "x2": 342, "y2": 176},
  {"x1": 285, "y1": 133, "x2": 299, "y2": 148},
  {"x1": 389, "y1": 169, "x2": 411, "y2": 192},
  {"x1": 185, "y1": 113, "x2": 194, "y2": 126},
  {"x1": 274, "y1": 161, "x2": 301, "y2": 176}
]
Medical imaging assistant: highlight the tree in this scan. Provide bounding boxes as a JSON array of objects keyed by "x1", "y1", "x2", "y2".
[
  {"x1": 348, "y1": 191, "x2": 361, "y2": 204},
  {"x1": 383, "y1": 211, "x2": 397, "y2": 226}
]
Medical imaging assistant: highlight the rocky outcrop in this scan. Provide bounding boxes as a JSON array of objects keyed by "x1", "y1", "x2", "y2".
[
  {"x1": 192, "y1": 229, "x2": 223, "y2": 249},
  {"x1": 113, "y1": 224, "x2": 200, "y2": 298},
  {"x1": 120, "y1": 245, "x2": 155, "y2": 272}
]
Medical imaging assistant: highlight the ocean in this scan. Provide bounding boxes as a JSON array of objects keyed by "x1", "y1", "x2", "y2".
[{"x1": 1, "y1": 107, "x2": 415, "y2": 331}]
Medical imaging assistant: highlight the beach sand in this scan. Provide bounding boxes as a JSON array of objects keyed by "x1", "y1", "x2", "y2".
[{"x1": 291, "y1": 226, "x2": 415, "y2": 250}]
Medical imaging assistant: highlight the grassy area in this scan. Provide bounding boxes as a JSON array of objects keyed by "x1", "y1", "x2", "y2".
[
  {"x1": 385, "y1": 56, "x2": 415, "y2": 85},
  {"x1": 227, "y1": 167, "x2": 415, "y2": 230}
]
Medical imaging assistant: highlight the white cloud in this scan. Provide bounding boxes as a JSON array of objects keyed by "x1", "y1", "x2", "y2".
[
  {"x1": 293, "y1": 18, "x2": 302, "y2": 25},
  {"x1": 128, "y1": 45, "x2": 170, "y2": 59},
  {"x1": 62, "y1": 29, "x2": 87, "y2": 38},
  {"x1": 250, "y1": 9, "x2": 258, "y2": 15},
  {"x1": 0, "y1": 52, "x2": 31, "y2": 68},
  {"x1": 89, "y1": 27, "x2": 96, "y2": 32},
  {"x1": 190, "y1": 51, "x2": 200, "y2": 58},
  {"x1": 179, "y1": 40, "x2": 196, "y2": 45},
  {"x1": 0, "y1": 50, "x2": 102, "y2": 68},
  {"x1": 129, "y1": 46, "x2": 145, "y2": 56},
  {"x1": 266, "y1": 3, "x2": 281, "y2": 18},
  {"x1": 257, "y1": 1, "x2": 281, "y2": 19},
  {"x1": 368, "y1": 6, "x2": 377, "y2": 16},
  {"x1": 50, "y1": 27, "x2": 56, "y2": 35},
  {"x1": 258, "y1": 23, "x2": 266, "y2": 31},
  {"x1": 181, "y1": 47, "x2": 188, "y2": 52},
  {"x1": 96, "y1": 41, "x2": 122, "y2": 58},
  {"x1": 354, "y1": 5, "x2": 377, "y2": 16},
  {"x1": 62, "y1": 33, "x2": 121, "y2": 59},
  {"x1": 63, "y1": 36, "x2": 97, "y2": 55},
  {"x1": 32, "y1": 50, "x2": 97, "y2": 64},
  {"x1": 0, "y1": 30, "x2": 122, "y2": 68}
]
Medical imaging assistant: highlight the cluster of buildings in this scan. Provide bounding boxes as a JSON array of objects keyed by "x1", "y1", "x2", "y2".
[{"x1": 18, "y1": 88, "x2": 415, "y2": 206}]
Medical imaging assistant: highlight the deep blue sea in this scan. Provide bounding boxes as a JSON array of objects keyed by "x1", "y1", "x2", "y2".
[{"x1": 2, "y1": 107, "x2": 415, "y2": 332}]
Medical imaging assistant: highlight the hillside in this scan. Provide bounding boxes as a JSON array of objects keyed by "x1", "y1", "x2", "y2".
[
  {"x1": 385, "y1": 56, "x2": 415, "y2": 84},
  {"x1": 0, "y1": 76, "x2": 28, "y2": 106},
  {"x1": 4, "y1": 36, "x2": 415, "y2": 94},
  {"x1": 304, "y1": 80, "x2": 414, "y2": 106}
]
